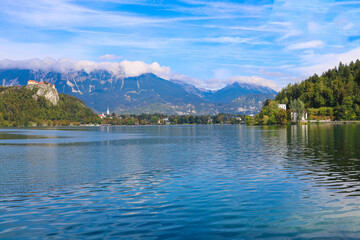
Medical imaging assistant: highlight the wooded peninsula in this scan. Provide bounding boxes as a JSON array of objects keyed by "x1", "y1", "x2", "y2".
[{"x1": 247, "y1": 60, "x2": 360, "y2": 125}]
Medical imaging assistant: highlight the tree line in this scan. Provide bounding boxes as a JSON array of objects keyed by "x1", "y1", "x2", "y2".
[{"x1": 101, "y1": 113, "x2": 245, "y2": 125}]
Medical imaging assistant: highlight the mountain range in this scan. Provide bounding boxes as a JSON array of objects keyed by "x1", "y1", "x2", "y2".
[{"x1": 0, "y1": 69, "x2": 276, "y2": 115}]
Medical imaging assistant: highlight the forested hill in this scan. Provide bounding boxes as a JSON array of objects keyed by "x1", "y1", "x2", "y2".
[
  {"x1": 275, "y1": 60, "x2": 360, "y2": 120},
  {"x1": 0, "y1": 86, "x2": 100, "y2": 126}
]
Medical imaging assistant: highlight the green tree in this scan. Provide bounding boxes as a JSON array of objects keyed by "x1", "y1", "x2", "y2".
[
  {"x1": 275, "y1": 109, "x2": 288, "y2": 125},
  {"x1": 245, "y1": 116, "x2": 255, "y2": 125},
  {"x1": 150, "y1": 116, "x2": 158, "y2": 124},
  {"x1": 259, "y1": 100, "x2": 280, "y2": 125}
]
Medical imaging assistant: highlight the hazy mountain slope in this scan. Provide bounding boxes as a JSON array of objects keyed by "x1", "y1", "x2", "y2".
[{"x1": 208, "y1": 82, "x2": 277, "y2": 103}]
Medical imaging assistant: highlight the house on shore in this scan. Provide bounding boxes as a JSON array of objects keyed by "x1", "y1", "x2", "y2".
[
  {"x1": 291, "y1": 112, "x2": 308, "y2": 122},
  {"x1": 278, "y1": 104, "x2": 308, "y2": 122},
  {"x1": 162, "y1": 118, "x2": 170, "y2": 125},
  {"x1": 278, "y1": 104, "x2": 286, "y2": 110}
]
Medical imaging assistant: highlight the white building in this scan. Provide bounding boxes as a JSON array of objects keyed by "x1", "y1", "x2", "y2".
[
  {"x1": 162, "y1": 118, "x2": 170, "y2": 125},
  {"x1": 278, "y1": 104, "x2": 287, "y2": 110},
  {"x1": 27, "y1": 80, "x2": 38, "y2": 85},
  {"x1": 291, "y1": 112, "x2": 308, "y2": 121},
  {"x1": 27, "y1": 80, "x2": 56, "y2": 89}
]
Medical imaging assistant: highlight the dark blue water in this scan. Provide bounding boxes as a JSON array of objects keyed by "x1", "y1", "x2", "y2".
[{"x1": 1, "y1": 125, "x2": 360, "y2": 239}]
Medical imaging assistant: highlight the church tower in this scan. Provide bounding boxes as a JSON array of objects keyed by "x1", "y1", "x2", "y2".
[{"x1": 107, "y1": 106, "x2": 110, "y2": 115}]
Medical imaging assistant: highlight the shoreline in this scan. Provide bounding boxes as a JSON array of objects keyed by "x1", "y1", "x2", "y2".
[
  {"x1": 2, "y1": 121, "x2": 360, "y2": 128},
  {"x1": 301, "y1": 120, "x2": 360, "y2": 124}
]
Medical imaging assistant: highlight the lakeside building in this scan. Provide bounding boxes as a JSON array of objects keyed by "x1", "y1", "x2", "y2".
[
  {"x1": 98, "y1": 113, "x2": 106, "y2": 119},
  {"x1": 162, "y1": 118, "x2": 170, "y2": 125},
  {"x1": 278, "y1": 103, "x2": 308, "y2": 122},
  {"x1": 27, "y1": 80, "x2": 56, "y2": 89},
  {"x1": 278, "y1": 104, "x2": 286, "y2": 110},
  {"x1": 99, "y1": 107, "x2": 116, "y2": 119},
  {"x1": 291, "y1": 111, "x2": 308, "y2": 122}
]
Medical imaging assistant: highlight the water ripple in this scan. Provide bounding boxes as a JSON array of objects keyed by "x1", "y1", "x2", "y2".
[{"x1": 1, "y1": 125, "x2": 360, "y2": 239}]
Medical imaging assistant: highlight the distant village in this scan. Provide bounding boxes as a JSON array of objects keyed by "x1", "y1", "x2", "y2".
[{"x1": 98, "y1": 110, "x2": 244, "y2": 125}]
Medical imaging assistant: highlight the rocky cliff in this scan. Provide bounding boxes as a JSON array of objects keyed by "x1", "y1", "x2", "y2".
[{"x1": 26, "y1": 84, "x2": 59, "y2": 105}]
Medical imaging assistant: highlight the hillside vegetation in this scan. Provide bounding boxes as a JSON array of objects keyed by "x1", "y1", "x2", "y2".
[
  {"x1": 275, "y1": 60, "x2": 360, "y2": 120},
  {"x1": 0, "y1": 86, "x2": 100, "y2": 126}
]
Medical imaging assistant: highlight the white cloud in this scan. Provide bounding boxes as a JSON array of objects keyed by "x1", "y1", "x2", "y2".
[
  {"x1": 0, "y1": 57, "x2": 279, "y2": 91},
  {"x1": 287, "y1": 40, "x2": 324, "y2": 50},
  {"x1": 181, "y1": 75, "x2": 278, "y2": 91},
  {"x1": 0, "y1": 58, "x2": 171, "y2": 79},
  {"x1": 175, "y1": 0, "x2": 269, "y2": 17},
  {"x1": 0, "y1": 0, "x2": 158, "y2": 29},
  {"x1": 0, "y1": 0, "x2": 239, "y2": 31},
  {"x1": 99, "y1": 54, "x2": 122, "y2": 60},
  {"x1": 203, "y1": 37, "x2": 250, "y2": 44},
  {"x1": 344, "y1": 23, "x2": 354, "y2": 31},
  {"x1": 208, "y1": 67, "x2": 278, "y2": 90},
  {"x1": 297, "y1": 46, "x2": 360, "y2": 76},
  {"x1": 119, "y1": 60, "x2": 171, "y2": 79},
  {"x1": 277, "y1": 29, "x2": 303, "y2": 41},
  {"x1": 229, "y1": 76, "x2": 279, "y2": 91},
  {"x1": 199, "y1": 36, "x2": 268, "y2": 45}
]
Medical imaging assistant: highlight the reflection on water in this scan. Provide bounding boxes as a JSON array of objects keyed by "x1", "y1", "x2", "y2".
[{"x1": 1, "y1": 125, "x2": 360, "y2": 239}]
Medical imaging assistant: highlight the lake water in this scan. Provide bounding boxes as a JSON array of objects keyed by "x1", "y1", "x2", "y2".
[{"x1": 1, "y1": 125, "x2": 360, "y2": 239}]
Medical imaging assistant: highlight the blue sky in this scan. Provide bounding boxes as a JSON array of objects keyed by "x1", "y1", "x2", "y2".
[{"x1": 0, "y1": 0, "x2": 360, "y2": 90}]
